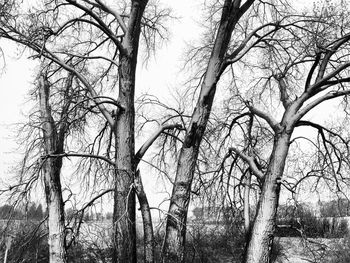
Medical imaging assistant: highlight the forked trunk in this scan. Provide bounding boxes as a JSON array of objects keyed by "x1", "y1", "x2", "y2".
[
  {"x1": 244, "y1": 132, "x2": 291, "y2": 263},
  {"x1": 39, "y1": 74, "x2": 67, "y2": 263}
]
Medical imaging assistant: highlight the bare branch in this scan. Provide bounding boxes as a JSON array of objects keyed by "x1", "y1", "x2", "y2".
[
  {"x1": 295, "y1": 89, "x2": 350, "y2": 121},
  {"x1": 274, "y1": 74, "x2": 292, "y2": 109},
  {"x1": 229, "y1": 147, "x2": 264, "y2": 179},
  {"x1": 95, "y1": 0, "x2": 128, "y2": 33},
  {"x1": 311, "y1": 61, "x2": 350, "y2": 92},
  {"x1": 315, "y1": 33, "x2": 350, "y2": 84},
  {"x1": 135, "y1": 123, "x2": 183, "y2": 167},
  {"x1": 226, "y1": 22, "x2": 280, "y2": 64},
  {"x1": 66, "y1": 0, "x2": 126, "y2": 54},
  {"x1": 78, "y1": 188, "x2": 113, "y2": 213},
  {"x1": 43, "y1": 152, "x2": 115, "y2": 166},
  {"x1": 40, "y1": 51, "x2": 116, "y2": 127},
  {"x1": 296, "y1": 120, "x2": 349, "y2": 146},
  {"x1": 304, "y1": 53, "x2": 321, "y2": 91},
  {"x1": 246, "y1": 102, "x2": 279, "y2": 131}
]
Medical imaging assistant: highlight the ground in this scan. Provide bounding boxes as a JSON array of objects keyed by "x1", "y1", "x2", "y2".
[{"x1": 275, "y1": 237, "x2": 343, "y2": 263}]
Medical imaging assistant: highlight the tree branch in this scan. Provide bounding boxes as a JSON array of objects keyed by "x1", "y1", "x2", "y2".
[
  {"x1": 229, "y1": 147, "x2": 264, "y2": 179},
  {"x1": 135, "y1": 123, "x2": 183, "y2": 167},
  {"x1": 295, "y1": 89, "x2": 350, "y2": 121},
  {"x1": 78, "y1": 188, "x2": 114, "y2": 213},
  {"x1": 226, "y1": 22, "x2": 280, "y2": 64},
  {"x1": 296, "y1": 120, "x2": 349, "y2": 146},
  {"x1": 274, "y1": 74, "x2": 292, "y2": 109},
  {"x1": 66, "y1": 0, "x2": 126, "y2": 54},
  {"x1": 95, "y1": 0, "x2": 128, "y2": 33},
  {"x1": 311, "y1": 61, "x2": 350, "y2": 92},
  {"x1": 246, "y1": 102, "x2": 279, "y2": 131},
  {"x1": 304, "y1": 53, "x2": 321, "y2": 91},
  {"x1": 40, "y1": 51, "x2": 116, "y2": 127},
  {"x1": 43, "y1": 152, "x2": 115, "y2": 166}
]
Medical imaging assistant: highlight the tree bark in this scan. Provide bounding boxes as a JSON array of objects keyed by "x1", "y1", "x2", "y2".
[
  {"x1": 162, "y1": 1, "x2": 255, "y2": 262},
  {"x1": 134, "y1": 170, "x2": 154, "y2": 263},
  {"x1": 38, "y1": 74, "x2": 67, "y2": 263},
  {"x1": 244, "y1": 172, "x2": 252, "y2": 233},
  {"x1": 243, "y1": 131, "x2": 291, "y2": 263},
  {"x1": 112, "y1": 1, "x2": 147, "y2": 262},
  {"x1": 113, "y1": 53, "x2": 137, "y2": 263}
]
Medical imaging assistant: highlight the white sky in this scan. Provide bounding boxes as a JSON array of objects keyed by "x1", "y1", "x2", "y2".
[
  {"x1": 0, "y1": 0, "x2": 203, "y2": 212},
  {"x1": 0, "y1": 41, "x2": 38, "y2": 180},
  {"x1": 0, "y1": 0, "x2": 337, "y2": 212}
]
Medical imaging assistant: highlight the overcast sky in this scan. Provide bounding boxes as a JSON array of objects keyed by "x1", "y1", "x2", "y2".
[
  {"x1": 0, "y1": 1, "x2": 205, "y2": 211},
  {"x1": 0, "y1": 1, "x2": 332, "y2": 209}
]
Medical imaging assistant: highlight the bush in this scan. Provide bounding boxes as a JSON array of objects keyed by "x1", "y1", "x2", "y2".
[
  {"x1": 0, "y1": 221, "x2": 112, "y2": 263},
  {"x1": 184, "y1": 220, "x2": 245, "y2": 263},
  {"x1": 271, "y1": 239, "x2": 286, "y2": 263},
  {"x1": 1, "y1": 221, "x2": 49, "y2": 263},
  {"x1": 183, "y1": 220, "x2": 285, "y2": 263},
  {"x1": 67, "y1": 243, "x2": 112, "y2": 263}
]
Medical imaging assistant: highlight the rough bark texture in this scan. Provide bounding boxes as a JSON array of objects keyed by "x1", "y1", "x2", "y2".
[
  {"x1": 113, "y1": 53, "x2": 137, "y2": 263},
  {"x1": 39, "y1": 74, "x2": 67, "y2": 263},
  {"x1": 244, "y1": 172, "x2": 252, "y2": 233},
  {"x1": 135, "y1": 170, "x2": 154, "y2": 263},
  {"x1": 162, "y1": 1, "x2": 254, "y2": 262},
  {"x1": 112, "y1": 1, "x2": 147, "y2": 262},
  {"x1": 244, "y1": 131, "x2": 291, "y2": 263}
]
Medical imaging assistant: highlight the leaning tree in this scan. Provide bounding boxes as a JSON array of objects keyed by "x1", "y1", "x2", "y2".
[{"x1": 159, "y1": 1, "x2": 297, "y2": 261}]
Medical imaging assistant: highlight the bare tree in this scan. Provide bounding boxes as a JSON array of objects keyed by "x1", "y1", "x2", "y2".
[
  {"x1": 221, "y1": 3, "x2": 350, "y2": 262},
  {"x1": 160, "y1": 0, "x2": 292, "y2": 262},
  {"x1": 38, "y1": 71, "x2": 72, "y2": 263},
  {"x1": 0, "y1": 1, "x2": 173, "y2": 262}
]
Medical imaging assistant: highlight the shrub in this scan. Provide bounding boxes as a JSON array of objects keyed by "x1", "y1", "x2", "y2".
[
  {"x1": 184, "y1": 221, "x2": 245, "y2": 263},
  {"x1": 0, "y1": 221, "x2": 112, "y2": 263},
  {"x1": 271, "y1": 239, "x2": 286, "y2": 263},
  {"x1": 1, "y1": 221, "x2": 49, "y2": 263}
]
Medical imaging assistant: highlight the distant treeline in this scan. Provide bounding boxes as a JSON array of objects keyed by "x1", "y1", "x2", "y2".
[
  {"x1": 278, "y1": 198, "x2": 350, "y2": 219},
  {"x1": 0, "y1": 203, "x2": 114, "y2": 221},
  {"x1": 276, "y1": 198, "x2": 350, "y2": 238},
  {"x1": 0, "y1": 202, "x2": 45, "y2": 220}
]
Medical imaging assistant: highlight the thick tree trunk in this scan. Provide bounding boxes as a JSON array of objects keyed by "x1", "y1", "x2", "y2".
[
  {"x1": 244, "y1": 132, "x2": 291, "y2": 263},
  {"x1": 112, "y1": 2, "x2": 147, "y2": 262},
  {"x1": 43, "y1": 160, "x2": 67, "y2": 263},
  {"x1": 161, "y1": 1, "x2": 254, "y2": 262},
  {"x1": 162, "y1": 147, "x2": 198, "y2": 263},
  {"x1": 39, "y1": 74, "x2": 67, "y2": 263},
  {"x1": 113, "y1": 54, "x2": 137, "y2": 263}
]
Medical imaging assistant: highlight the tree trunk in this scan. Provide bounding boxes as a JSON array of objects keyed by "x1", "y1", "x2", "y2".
[
  {"x1": 135, "y1": 170, "x2": 154, "y2": 263},
  {"x1": 38, "y1": 74, "x2": 67, "y2": 263},
  {"x1": 162, "y1": 1, "x2": 254, "y2": 262},
  {"x1": 244, "y1": 172, "x2": 252, "y2": 233},
  {"x1": 43, "y1": 160, "x2": 67, "y2": 263},
  {"x1": 244, "y1": 132, "x2": 291, "y2": 263},
  {"x1": 113, "y1": 53, "x2": 137, "y2": 263},
  {"x1": 112, "y1": 2, "x2": 147, "y2": 262}
]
